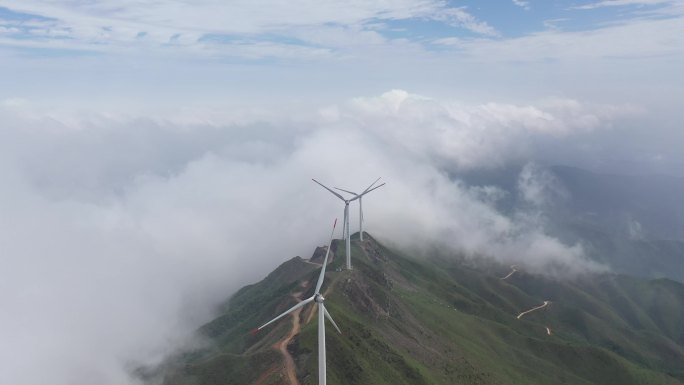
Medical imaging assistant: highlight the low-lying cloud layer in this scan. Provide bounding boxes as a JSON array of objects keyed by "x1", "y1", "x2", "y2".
[{"x1": 0, "y1": 90, "x2": 630, "y2": 385}]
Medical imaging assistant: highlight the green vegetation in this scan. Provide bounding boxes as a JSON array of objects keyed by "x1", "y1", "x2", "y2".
[{"x1": 151, "y1": 234, "x2": 684, "y2": 385}]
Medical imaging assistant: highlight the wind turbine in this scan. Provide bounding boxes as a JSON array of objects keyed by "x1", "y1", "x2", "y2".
[
  {"x1": 254, "y1": 219, "x2": 341, "y2": 385},
  {"x1": 312, "y1": 179, "x2": 359, "y2": 270},
  {"x1": 334, "y1": 177, "x2": 385, "y2": 242}
]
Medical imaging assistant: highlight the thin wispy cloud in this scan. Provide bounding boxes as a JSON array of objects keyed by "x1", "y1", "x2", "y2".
[
  {"x1": 0, "y1": 1, "x2": 678, "y2": 129},
  {"x1": 0, "y1": 0, "x2": 495, "y2": 57},
  {"x1": 542, "y1": 18, "x2": 570, "y2": 30},
  {"x1": 571, "y1": 0, "x2": 675, "y2": 10},
  {"x1": 433, "y1": 15, "x2": 684, "y2": 61},
  {"x1": 512, "y1": 0, "x2": 531, "y2": 10},
  {"x1": 435, "y1": 7, "x2": 499, "y2": 36}
]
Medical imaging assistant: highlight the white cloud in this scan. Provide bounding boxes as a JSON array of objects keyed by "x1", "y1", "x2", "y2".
[
  {"x1": 0, "y1": 0, "x2": 681, "y2": 112},
  {"x1": 512, "y1": 0, "x2": 531, "y2": 10},
  {"x1": 340, "y1": 90, "x2": 635, "y2": 170},
  {"x1": 517, "y1": 163, "x2": 569, "y2": 207},
  {"x1": 1, "y1": 97, "x2": 29, "y2": 107},
  {"x1": 543, "y1": 18, "x2": 569, "y2": 31},
  {"x1": 572, "y1": 0, "x2": 675, "y2": 10},
  {"x1": 435, "y1": 7, "x2": 499, "y2": 36},
  {"x1": 0, "y1": 90, "x2": 615, "y2": 385},
  {"x1": 0, "y1": 0, "x2": 495, "y2": 56},
  {"x1": 436, "y1": 16, "x2": 684, "y2": 62}
]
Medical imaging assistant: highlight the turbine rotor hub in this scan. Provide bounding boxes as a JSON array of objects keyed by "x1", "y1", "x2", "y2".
[{"x1": 314, "y1": 293, "x2": 325, "y2": 303}]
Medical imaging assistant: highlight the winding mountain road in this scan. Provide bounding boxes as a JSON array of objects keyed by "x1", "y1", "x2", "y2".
[
  {"x1": 500, "y1": 265, "x2": 518, "y2": 280},
  {"x1": 517, "y1": 301, "x2": 550, "y2": 319},
  {"x1": 500, "y1": 267, "x2": 554, "y2": 336},
  {"x1": 272, "y1": 291, "x2": 304, "y2": 385}
]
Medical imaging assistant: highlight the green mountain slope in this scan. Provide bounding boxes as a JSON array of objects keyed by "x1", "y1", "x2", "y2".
[{"x1": 151, "y1": 234, "x2": 684, "y2": 385}]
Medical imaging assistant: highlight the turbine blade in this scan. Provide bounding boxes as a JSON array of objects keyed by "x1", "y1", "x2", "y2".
[
  {"x1": 334, "y1": 187, "x2": 358, "y2": 196},
  {"x1": 312, "y1": 179, "x2": 346, "y2": 201},
  {"x1": 315, "y1": 218, "x2": 338, "y2": 294},
  {"x1": 257, "y1": 296, "x2": 314, "y2": 331},
  {"x1": 362, "y1": 177, "x2": 382, "y2": 194},
  {"x1": 359, "y1": 182, "x2": 385, "y2": 197},
  {"x1": 324, "y1": 307, "x2": 342, "y2": 334}
]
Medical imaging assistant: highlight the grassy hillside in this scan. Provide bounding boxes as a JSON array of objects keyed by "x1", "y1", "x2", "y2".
[{"x1": 150, "y1": 234, "x2": 684, "y2": 385}]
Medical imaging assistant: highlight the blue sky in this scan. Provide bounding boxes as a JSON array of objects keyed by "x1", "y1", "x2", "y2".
[
  {"x1": 0, "y1": 0, "x2": 682, "y2": 107},
  {"x1": 0, "y1": 1, "x2": 679, "y2": 50},
  {"x1": 0, "y1": 1, "x2": 676, "y2": 38}
]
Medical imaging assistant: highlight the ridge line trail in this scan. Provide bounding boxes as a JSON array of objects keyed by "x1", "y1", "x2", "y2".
[
  {"x1": 517, "y1": 301, "x2": 550, "y2": 319},
  {"x1": 273, "y1": 290, "x2": 305, "y2": 385}
]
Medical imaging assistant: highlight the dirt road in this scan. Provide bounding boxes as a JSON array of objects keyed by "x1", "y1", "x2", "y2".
[
  {"x1": 500, "y1": 265, "x2": 518, "y2": 280},
  {"x1": 272, "y1": 292, "x2": 304, "y2": 385}
]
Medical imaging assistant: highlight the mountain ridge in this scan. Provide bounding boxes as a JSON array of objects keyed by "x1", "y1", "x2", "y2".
[{"x1": 147, "y1": 233, "x2": 684, "y2": 385}]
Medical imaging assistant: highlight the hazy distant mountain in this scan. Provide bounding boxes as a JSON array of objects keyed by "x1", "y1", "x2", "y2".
[
  {"x1": 462, "y1": 165, "x2": 684, "y2": 282},
  {"x1": 462, "y1": 165, "x2": 684, "y2": 241},
  {"x1": 550, "y1": 166, "x2": 684, "y2": 242},
  {"x1": 144, "y1": 235, "x2": 684, "y2": 385}
]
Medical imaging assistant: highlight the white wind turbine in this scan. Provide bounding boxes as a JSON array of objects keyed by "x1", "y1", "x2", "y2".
[
  {"x1": 312, "y1": 179, "x2": 359, "y2": 270},
  {"x1": 334, "y1": 177, "x2": 385, "y2": 242},
  {"x1": 254, "y1": 219, "x2": 341, "y2": 385}
]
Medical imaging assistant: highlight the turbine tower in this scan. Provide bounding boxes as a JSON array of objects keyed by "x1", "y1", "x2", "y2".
[
  {"x1": 254, "y1": 219, "x2": 341, "y2": 385},
  {"x1": 312, "y1": 179, "x2": 359, "y2": 270},
  {"x1": 334, "y1": 177, "x2": 385, "y2": 242}
]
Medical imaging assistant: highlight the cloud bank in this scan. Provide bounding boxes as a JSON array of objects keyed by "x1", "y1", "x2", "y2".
[{"x1": 0, "y1": 90, "x2": 631, "y2": 385}]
